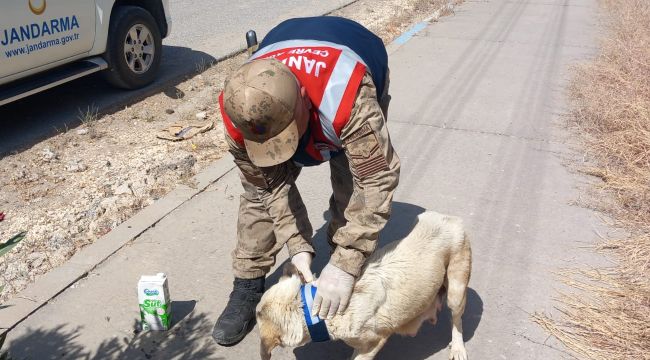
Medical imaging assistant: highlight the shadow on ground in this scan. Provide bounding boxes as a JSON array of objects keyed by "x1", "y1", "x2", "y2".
[
  {"x1": 5, "y1": 301, "x2": 221, "y2": 359},
  {"x1": 0, "y1": 45, "x2": 220, "y2": 158}
]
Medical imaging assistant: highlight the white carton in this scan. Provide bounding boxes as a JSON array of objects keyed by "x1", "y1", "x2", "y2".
[{"x1": 137, "y1": 273, "x2": 171, "y2": 331}]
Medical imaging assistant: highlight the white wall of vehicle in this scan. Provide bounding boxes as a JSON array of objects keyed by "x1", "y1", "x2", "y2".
[
  {"x1": 0, "y1": 0, "x2": 96, "y2": 79},
  {"x1": 89, "y1": 0, "x2": 117, "y2": 55},
  {"x1": 162, "y1": 0, "x2": 171, "y2": 36}
]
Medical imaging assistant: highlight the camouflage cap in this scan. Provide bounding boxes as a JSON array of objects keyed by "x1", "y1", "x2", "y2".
[{"x1": 223, "y1": 58, "x2": 300, "y2": 167}]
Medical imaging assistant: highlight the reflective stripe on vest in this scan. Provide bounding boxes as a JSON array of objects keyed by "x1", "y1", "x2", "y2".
[{"x1": 250, "y1": 39, "x2": 368, "y2": 147}]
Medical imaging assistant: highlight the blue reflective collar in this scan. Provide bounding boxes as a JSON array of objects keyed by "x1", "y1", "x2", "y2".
[{"x1": 300, "y1": 284, "x2": 331, "y2": 342}]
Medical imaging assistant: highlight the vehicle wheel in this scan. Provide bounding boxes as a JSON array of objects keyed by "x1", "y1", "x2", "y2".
[{"x1": 104, "y1": 6, "x2": 162, "y2": 89}]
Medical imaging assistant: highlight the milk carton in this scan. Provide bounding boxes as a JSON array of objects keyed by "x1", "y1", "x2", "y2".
[{"x1": 138, "y1": 273, "x2": 171, "y2": 331}]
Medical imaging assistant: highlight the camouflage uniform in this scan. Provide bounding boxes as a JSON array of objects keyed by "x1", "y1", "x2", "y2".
[{"x1": 227, "y1": 72, "x2": 399, "y2": 278}]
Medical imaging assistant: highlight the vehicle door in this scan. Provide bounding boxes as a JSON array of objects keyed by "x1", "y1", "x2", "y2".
[{"x1": 0, "y1": 0, "x2": 96, "y2": 79}]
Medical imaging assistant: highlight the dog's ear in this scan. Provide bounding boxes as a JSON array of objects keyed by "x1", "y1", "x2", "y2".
[{"x1": 282, "y1": 262, "x2": 301, "y2": 279}]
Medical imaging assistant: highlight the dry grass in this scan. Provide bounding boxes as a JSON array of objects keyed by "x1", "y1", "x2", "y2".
[
  {"x1": 533, "y1": 0, "x2": 650, "y2": 358},
  {"x1": 383, "y1": 0, "x2": 449, "y2": 38}
]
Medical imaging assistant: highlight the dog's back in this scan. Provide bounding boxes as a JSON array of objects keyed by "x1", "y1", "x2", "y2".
[{"x1": 337, "y1": 211, "x2": 471, "y2": 337}]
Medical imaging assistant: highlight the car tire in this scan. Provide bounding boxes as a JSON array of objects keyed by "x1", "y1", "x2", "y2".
[{"x1": 104, "y1": 6, "x2": 162, "y2": 89}]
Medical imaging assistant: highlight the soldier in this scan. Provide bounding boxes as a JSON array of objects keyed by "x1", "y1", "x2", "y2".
[{"x1": 213, "y1": 16, "x2": 400, "y2": 345}]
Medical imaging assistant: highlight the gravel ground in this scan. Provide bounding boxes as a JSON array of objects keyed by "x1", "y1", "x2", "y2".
[{"x1": 0, "y1": 0, "x2": 458, "y2": 302}]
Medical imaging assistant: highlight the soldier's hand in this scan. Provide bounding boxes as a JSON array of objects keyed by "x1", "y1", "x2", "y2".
[
  {"x1": 290, "y1": 252, "x2": 314, "y2": 283},
  {"x1": 312, "y1": 263, "x2": 355, "y2": 319}
]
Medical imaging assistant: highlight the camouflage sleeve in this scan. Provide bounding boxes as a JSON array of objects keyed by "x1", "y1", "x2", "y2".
[
  {"x1": 225, "y1": 134, "x2": 314, "y2": 257},
  {"x1": 329, "y1": 73, "x2": 401, "y2": 277}
]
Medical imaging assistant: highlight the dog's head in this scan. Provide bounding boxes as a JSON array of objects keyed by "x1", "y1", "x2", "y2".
[{"x1": 256, "y1": 263, "x2": 311, "y2": 360}]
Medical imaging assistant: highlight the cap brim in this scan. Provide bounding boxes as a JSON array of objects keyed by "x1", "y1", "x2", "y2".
[{"x1": 244, "y1": 120, "x2": 300, "y2": 167}]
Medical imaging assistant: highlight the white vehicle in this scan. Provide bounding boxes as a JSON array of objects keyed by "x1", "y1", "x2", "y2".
[{"x1": 0, "y1": 0, "x2": 172, "y2": 106}]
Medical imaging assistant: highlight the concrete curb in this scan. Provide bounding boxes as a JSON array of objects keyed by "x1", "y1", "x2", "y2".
[
  {"x1": 0, "y1": 157, "x2": 235, "y2": 336},
  {"x1": 0, "y1": 2, "x2": 456, "y2": 337}
]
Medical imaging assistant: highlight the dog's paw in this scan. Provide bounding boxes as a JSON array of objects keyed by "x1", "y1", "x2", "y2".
[{"x1": 448, "y1": 342, "x2": 468, "y2": 360}]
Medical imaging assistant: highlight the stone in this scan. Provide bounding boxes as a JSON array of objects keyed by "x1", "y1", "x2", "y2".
[
  {"x1": 27, "y1": 253, "x2": 46, "y2": 270},
  {"x1": 42, "y1": 148, "x2": 57, "y2": 162},
  {"x1": 195, "y1": 111, "x2": 207, "y2": 120},
  {"x1": 12, "y1": 169, "x2": 27, "y2": 181},
  {"x1": 66, "y1": 161, "x2": 88, "y2": 173},
  {"x1": 168, "y1": 154, "x2": 196, "y2": 173},
  {"x1": 76, "y1": 128, "x2": 89, "y2": 135},
  {"x1": 114, "y1": 183, "x2": 133, "y2": 196}
]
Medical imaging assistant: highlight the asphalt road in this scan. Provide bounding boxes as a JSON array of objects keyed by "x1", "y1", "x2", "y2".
[
  {"x1": 5, "y1": 0, "x2": 605, "y2": 359},
  {"x1": 0, "y1": 0, "x2": 352, "y2": 156}
]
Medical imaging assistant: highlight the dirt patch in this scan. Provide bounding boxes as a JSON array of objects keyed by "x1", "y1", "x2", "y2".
[
  {"x1": 333, "y1": 0, "x2": 458, "y2": 41},
  {"x1": 533, "y1": 0, "x2": 650, "y2": 359},
  {"x1": 0, "y1": 0, "x2": 460, "y2": 302}
]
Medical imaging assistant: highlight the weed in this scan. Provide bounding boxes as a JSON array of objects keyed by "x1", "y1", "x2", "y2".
[
  {"x1": 77, "y1": 106, "x2": 101, "y2": 139},
  {"x1": 195, "y1": 58, "x2": 212, "y2": 74},
  {"x1": 77, "y1": 106, "x2": 99, "y2": 127}
]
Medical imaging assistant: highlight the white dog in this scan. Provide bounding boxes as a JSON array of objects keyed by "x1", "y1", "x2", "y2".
[{"x1": 256, "y1": 211, "x2": 472, "y2": 360}]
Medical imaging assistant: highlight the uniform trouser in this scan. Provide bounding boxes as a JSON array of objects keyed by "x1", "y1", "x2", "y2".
[
  {"x1": 232, "y1": 155, "x2": 358, "y2": 279},
  {"x1": 232, "y1": 71, "x2": 391, "y2": 279}
]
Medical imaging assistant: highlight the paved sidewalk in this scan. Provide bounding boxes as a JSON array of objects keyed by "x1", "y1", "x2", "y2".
[{"x1": 4, "y1": 0, "x2": 602, "y2": 358}]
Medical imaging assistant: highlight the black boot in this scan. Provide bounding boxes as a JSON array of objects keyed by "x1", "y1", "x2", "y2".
[{"x1": 212, "y1": 277, "x2": 265, "y2": 346}]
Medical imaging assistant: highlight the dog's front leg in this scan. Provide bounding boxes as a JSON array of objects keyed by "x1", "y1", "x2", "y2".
[
  {"x1": 260, "y1": 337, "x2": 274, "y2": 360},
  {"x1": 350, "y1": 338, "x2": 387, "y2": 360}
]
